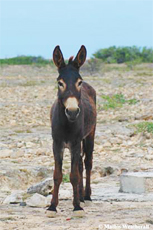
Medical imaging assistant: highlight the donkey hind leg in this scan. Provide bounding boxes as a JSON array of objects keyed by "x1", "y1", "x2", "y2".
[
  {"x1": 84, "y1": 128, "x2": 95, "y2": 201},
  {"x1": 70, "y1": 142, "x2": 84, "y2": 211},
  {"x1": 47, "y1": 141, "x2": 63, "y2": 212},
  {"x1": 78, "y1": 154, "x2": 84, "y2": 202}
]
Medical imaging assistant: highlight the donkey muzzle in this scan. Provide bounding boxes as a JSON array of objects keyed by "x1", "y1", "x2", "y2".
[
  {"x1": 64, "y1": 97, "x2": 80, "y2": 122},
  {"x1": 65, "y1": 107, "x2": 80, "y2": 122}
]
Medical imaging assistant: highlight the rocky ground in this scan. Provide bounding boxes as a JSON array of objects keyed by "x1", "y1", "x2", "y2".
[{"x1": 0, "y1": 64, "x2": 153, "y2": 230}]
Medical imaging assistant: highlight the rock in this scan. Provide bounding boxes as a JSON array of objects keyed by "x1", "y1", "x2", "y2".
[
  {"x1": 3, "y1": 191, "x2": 24, "y2": 204},
  {"x1": 92, "y1": 182, "x2": 153, "y2": 202},
  {"x1": 118, "y1": 168, "x2": 128, "y2": 175},
  {"x1": 0, "y1": 143, "x2": 7, "y2": 148},
  {"x1": 27, "y1": 178, "x2": 53, "y2": 196},
  {"x1": 17, "y1": 141, "x2": 25, "y2": 148},
  {"x1": 103, "y1": 142, "x2": 111, "y2": 147},
  {"x1": 0, "y1": 149, "x2": 13, "y2": 158},
  {"x1": 147, "y1": 147, "x2": 153, "y2": 154},
  {"x1": 104, "y1": 166, "x2": 115, "y2": 175},
  {"x1": 118, "y1": 117, "x2": 129, "y2": 122},
  {"x1": 26, "y1": 193, "x2": 47, "y2": 207},
  {"x1": 120, "y1": 172, "x2": 153, "y2": 194},
  {"x1": 59, "y1": 189, "x2": 71, "y2": 199},
  {"x1": 135, "y1": 113, "x2": 153, "y2": 121},
  {"x1": 103, "y1": 166, "x2": 117, "y2": 177},
  {"x1": 102, "y1": 124, "x2": 134, "y2": 136},
  {"x1": 145, "y1": 155, "x2": 153, "y2": 161},
  {"x1": 26, "y1": 142, "x2": 36, "y2": 148},
  {"x1": 46, "y1": 195, "x2": 52, "y2": 206},
  {"x1": 10, "y1": 150, "x2": 24, "y2": 159},
  {"x1": 36, "y1": 148, "x2": 50, "y2": 156},
  {"x1": 20, "y1": 202, "x2": 26, "y2": 206},
  {"x1": 10, "y1": 120, "x2": 16, "y2": 126},
  {"x1": 31, "y1": 166, "x2": 53, "y2": 179},
  {"x1": 110, "y1": 138, "x2": 122, "y2": 144}
]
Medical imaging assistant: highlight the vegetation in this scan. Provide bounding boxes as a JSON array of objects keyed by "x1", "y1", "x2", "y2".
[
  {"x1": 0, "y1": 56, "x2": 53, "y2": 65},
  {"x1": 1, "y1": 46, "x2": 152, "y2": 66},
  {"x1": 83, "y1": 58, "x2": 102, "y2": 75},
  {"x1": 20, "y1": 80, "x2": 38, "y2": 87},
  {"x1": 62, "y1": 174, "x2": 70, "y2": 183},
  {"x1": 134, "y1": 122, "x2": 153, "y2": 134},
  {"x1": 93, "y1": 46, "x2": 153, "y2": 64},
  {"x1": 101, "y1": 94, "x2": 138, "y2": 110}
]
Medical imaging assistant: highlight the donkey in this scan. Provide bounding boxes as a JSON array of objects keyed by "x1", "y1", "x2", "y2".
[{"x1": 47, "y1": 45, "x2": 96, "y2": 215}]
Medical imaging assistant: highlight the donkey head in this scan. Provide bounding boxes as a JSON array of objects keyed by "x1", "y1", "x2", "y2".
[{"x1": 53, "y1": 45, "x2": 87, "y2": 122}]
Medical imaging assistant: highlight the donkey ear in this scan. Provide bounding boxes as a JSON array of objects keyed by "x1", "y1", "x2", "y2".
[
  {"x1": 53, "y1": 46, "x2": 66, "y2": 69},
  {"x1": 73, "y1": 45, "x2": 87, "y2": 69}
]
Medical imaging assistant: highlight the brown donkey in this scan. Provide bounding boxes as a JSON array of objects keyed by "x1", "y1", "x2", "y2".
[{"x1": 47, "y1": 45, "x2": 96, "y2": 215}]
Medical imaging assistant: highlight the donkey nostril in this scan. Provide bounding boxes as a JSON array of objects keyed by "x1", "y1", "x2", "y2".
[
  {"x1": 65, "y1": 108, "x2": 69, "y2": 114},
  {"x1": 77, "y1": 108, "x2": 80, "y2": 114}
]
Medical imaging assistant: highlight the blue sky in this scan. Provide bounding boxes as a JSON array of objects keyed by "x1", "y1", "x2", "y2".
[{"x1": 0, "y1": 0, "x2": 153, "y2": 58}]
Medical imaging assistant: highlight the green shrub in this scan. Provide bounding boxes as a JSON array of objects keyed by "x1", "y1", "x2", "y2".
[
  {"x1": 62, "y1": 174, "x2": 70, "y2": 183},
  {"x1": 141, "y1": 47, "x2": 153, "y2": 62},
  {"x1": 0, "y1": 56, "x2": 53, "y2": 65},
  {"x1": 93, "y1": 46, "x2": 153, "y2": 64},
  {"x1": 101, "y1": 94, "x2": 138, "y2": 110},
  {"x1": 102, "y1": 94, "x2": 126, "y2": 110},
  {"x1": 86, "y1": 58, "x2": 102, "y2": 74},
  {"x1": 134, "y1": 122, "x2": 153, "y2": 134},
  {"x1": 128, "y1": 98, "x2": 138, "y2": 105}
]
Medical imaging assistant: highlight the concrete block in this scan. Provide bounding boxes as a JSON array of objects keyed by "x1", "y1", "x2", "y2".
[{"x1": 119, "y1": 172, "x2": 153, "y2": 194}]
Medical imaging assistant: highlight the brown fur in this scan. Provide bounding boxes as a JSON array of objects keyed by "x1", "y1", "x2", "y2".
[{"x1": 47, "y1": 46, "x2": 96, "y2": 213}]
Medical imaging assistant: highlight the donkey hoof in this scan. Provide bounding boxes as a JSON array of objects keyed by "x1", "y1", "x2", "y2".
[
  {"x1": 46, "y1": 210, "x2": 57, "y2": 218},
  {"x1": 46, "y1": 205, "x2": 57, "y2": 218},
  {"x1": 73, "y1": 210, "x2": 85, "y2": 218}
]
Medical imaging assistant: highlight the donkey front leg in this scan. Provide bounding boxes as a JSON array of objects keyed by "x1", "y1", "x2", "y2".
[
  {"x1": 47, "y1": 141, "x2": 63, "y2": 213},
  {"x1": 70, "y1": 142, "x2": 83, "y2": 212},
  {"x1": 84, "y1": 128, "x2": 95, "y2": 201},
  {"x1": 79, "y1": 154, "x2": 84, "y2": 203}
]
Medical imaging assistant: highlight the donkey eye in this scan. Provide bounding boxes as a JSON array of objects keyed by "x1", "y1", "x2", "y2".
[
  {"x1": 58, "y1": 81, "x2": 64, "y2": 87},
  {"x1": 78, "y1": 80, "x2": 82, "y2": 86}
]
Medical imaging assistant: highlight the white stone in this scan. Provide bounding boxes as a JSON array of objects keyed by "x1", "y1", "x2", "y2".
[
  {"x1": 36, "y1": 148, "x2": 50, "y2": 156},
  {"x1": 46, "y1": 195, "x2": 52, "y2": 206},
  {"x1": 145, "y1": 155, "x2": 153, "y2": 161},
  {"x1": 3, "y1": 191, "x2": 24, "y2": 204},
  {"x1": 26, "y1": 142, "x2": 36, "y2": 148},
  {"x1": 103, "y1": 142, "x2": 111, "y2": 147},
  {"x1": 10, "y1": 120, "x2": 16, "y2": 125},
  {"x1": 27, "y1": 178, "x2": 53, "y2": 196},
  {"x1": 0, "y1": 143, "x2": 7, "y2": 148},
  {"x1": 92, "y1": 183, "x2": 153, "y2": 202},
  {"x1": 120, "y1": 172, "x2": 153, "y2": 194},
  {"x1": 26, "y1": 193, "x2": 47, "y2": 207},
  {"x1": 59, "y1": 189, "x2": 71, "y2": 199},
  {"x1": 10, "y1": 150, "x2": 24, "y2": 159},
  {"x1": 0, "y1": 149, "x2": 13, "y2": 158},
  {"x1": 17, "y1": 142, "x2": 25, "y2": 148}
]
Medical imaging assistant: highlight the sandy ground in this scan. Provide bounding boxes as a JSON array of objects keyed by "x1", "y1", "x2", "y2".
[{"x1": 0, "y1": 64, "x2": 153, "y2": 230}]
